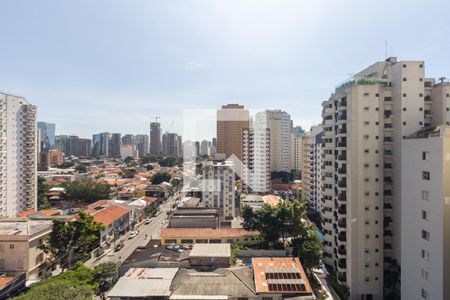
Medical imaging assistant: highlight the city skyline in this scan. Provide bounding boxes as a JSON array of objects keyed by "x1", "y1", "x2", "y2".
[{"x1": 2, "y1": 0, "x2": 450, "y2": 138}]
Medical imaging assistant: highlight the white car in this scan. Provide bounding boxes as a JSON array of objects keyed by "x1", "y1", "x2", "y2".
[
  {"x1": 144, "y1": 218, "x2": 151, "y2": 224},
  {"x1": 128, "y1": 231, "x2": 138, "y2": 239}
]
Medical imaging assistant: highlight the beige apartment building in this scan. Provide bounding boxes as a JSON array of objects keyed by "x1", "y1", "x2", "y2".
[
  {"x1": 216, "y1": 104, "x2": 250, "y2": 160},
  {"x1": 47, "y1": 149, "x2": 64, "y2": 166},
  {"x1": 0, "y1": 220, "x2": 52, "y2": 280},
  {"x1": 301, "y1": 125, "x2": 323, "y2": 212},
  {"x1": 401, "y1": 126, "x2": 450, "y2": 300},
  {"x1": 321, "y1": 57, "x2": 450, "y2": 300}
]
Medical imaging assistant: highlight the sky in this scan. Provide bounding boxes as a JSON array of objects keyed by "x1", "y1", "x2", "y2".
[{"x1": 1, "y1": 0, "x2": 450, "y2": 139}]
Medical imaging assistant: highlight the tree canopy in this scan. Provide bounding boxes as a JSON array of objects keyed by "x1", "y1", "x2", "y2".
[
  {"x1": 151, "y1": 172, "x2": 172, "y2": 185},
  {"x1": 120, "y1": 168, "x2": 136, "y2": 178},
  {"x1": 62, "y1": 178, "x2": 111, "y2": 205},
  {"x1": 40, "y1": 212, "x2": 104, "y2": 271},
  {"x1": 241, "y1": 199, "x2": 322, "y2": 272},
  {"x1": 12, "y1": 263, "x2": 119, "y2": 300},
  {"x1": 37, "y1": 176, "x2": 50, "y2": 210},
  {"x1": 74, "y1": 164, "x2": 88, "y2": 173}
]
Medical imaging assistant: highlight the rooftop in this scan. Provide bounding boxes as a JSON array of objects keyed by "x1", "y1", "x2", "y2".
[
  {"x1": 252, "y1": 257, "x2": 312, "y2": 295},
  {"x1": 161, "y1": 228, "x2": 259, "y2": 239},
  {"x1": 0, "y1": 220, "x2": 52, "y2": 236},
  {"x1": 108, "y1": 268, "x2": 179, "y2": 298},
  {"x1": 190, "y1": 243, "x2": 231, "y2": 258},
  {"x1": 173, "y1": 207, "x2": 219, "y2": 216}
]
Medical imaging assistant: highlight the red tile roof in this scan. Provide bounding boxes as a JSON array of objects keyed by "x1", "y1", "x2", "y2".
[
  {"x1": 160, "y1": 228, "x2": 259, "y2": 239},
  {"x1": 16, "y1": 209, "x2": 37, "y2": 218},
  {"x1": 0, "y1": 277, "x2": 14, "y2": 288},
  {"x1": 252, "y1": 257, "x2": 313, "y2": 295},
  {"x1": 90, "y1": 205, "x2": 129, "y2": 226},
  {"x1": 143, "y1": 196, "x2": 158, "y2": 205},
  {"x1": 262, "y1": 195, "x2": 282, "y2": 206}
]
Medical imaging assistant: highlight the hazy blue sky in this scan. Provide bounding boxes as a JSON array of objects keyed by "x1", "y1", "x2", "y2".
[{"x1": 1, "y1": 0, "x2": 450, "y2": 139}]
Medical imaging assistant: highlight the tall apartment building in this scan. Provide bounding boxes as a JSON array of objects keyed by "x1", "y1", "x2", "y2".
[
  {"x1": 241, "y1": 116, "x2": 271, "y2": 193},
  {"x1": 216, "y1": 104, "x2": 249, "y2": 160},
  {"x1": 290, "y1": 129, "x2": 303, "y2": 172},
  {"x1": 47, "y1": 149, "x2": 64, "y2": 166},
  {"x1": 150, "y1": 122, "x2": 161, "y2": 155},
  {"x1": 0, "y1": 93, "x2": 37, "y2": 217},
  {"x1": 401, "y1": 126, "x2": 450, "y2": 300},
  {"x1": 256, "y1": 110, "x2": 291, "y2": 172},
  {"x1": 92, "y1": 132, "x2": 110, "y2": 157},
  {"x1": 135, "y1": 134, "x2": 149, "y2": 157},
  {"x1": 201, "y1": 160, "x2": 236, "y2": 218},
  {"x1": 109, "y1": 133, "x2": 122, "y2": 157},
  {"x1": 162, "y1": 133, "x2": 181, "y2": 157},
  {"x1": 199, "y1": 140, "x2": 211, "y2": 157},
  {"x1": 300, "y1": 125, "x2": 323, "y2": 211},
  {"x1": 320, "y1": 57, "x2": 450, "y2": 300}
]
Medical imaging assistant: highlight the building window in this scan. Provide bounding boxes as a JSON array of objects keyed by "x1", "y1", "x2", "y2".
[
  {"x1": 422, "y1": 191, "x2": 430, "y2": 201},
  {"x1": 422, "y1": 171, "x2": 430, "y2": 180},
  {"x1": 422, "y1": 210, "x2": 429, "y2": 220},
  {"x1": 421, "y1": 249, "x2": 430, "y2": 261},
  {"x1": 403, "y1": 78, "x2": 407, "y2": 82},
  {"x1": 9, "y1": 244, "x2": 14, "y2": 249},
  {"x1": 421, "y1": 269, "x2": 429, "y2": 280},
  {"x1": 421, "y1": 288, "x2": 428, "y2": 299},
  {"x1": 422, "y1": 151, "x2": 430, "y2": 160},
  {"x1": 421, "y1": 230, "x2": 430, "y2": 241}
]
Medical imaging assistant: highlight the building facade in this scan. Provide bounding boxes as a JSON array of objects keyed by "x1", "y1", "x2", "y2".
[
  {"x1": 256, "y1": 110, "x2": 291, "y2": 172},
  {"x1": 56, "y1": 135, "x2": 91, "y2": 158},
  {"x1": 162, "y1": 133, "x2": 181, "y2": 157},
  {"x1": 320, "y1": 58, "x2": 450, "y2": 299},
  {"x1": 201, "y1": 161, "x2": 236, "y2": 218},
  {"x1": 135, "y1": 134, "x2": 149, "y2": 157},
  {"x1": 37, "y1": 122, "x2": 55, "y2": 152},
  {"x1": 301, "y1": 125, "x2": 323, "y2": 212},
  {"x1": 109, "y1": 133, "x2": 122, "y2": 157},
  {"x1": 92, "y1": 132, "x2": 110, "y2": 157},
  {"x1": 150, "y1": 122, "x2": 161, "y2": 155},
  {"x1": 401, "y1": 126, "x2": 450, "y2": 300},
  {"x1": 47, "y1": 149, "x2": 64, "y2": 166},
  {"x1": 0, "y1": 93, "x2": 37, "y2": 217},
  {"x1": 216, "y1": 104, "x2": 249, "y2": 160}
]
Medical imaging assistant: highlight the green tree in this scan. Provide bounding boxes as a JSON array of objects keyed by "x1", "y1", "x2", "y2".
[
  {"x1": 121, "y1": 168, "x2": 136, "y2": 178},
  {"x1": 37, "y1": 176, "x2": 50, "y2": 210},
  {"x1": 74, "y1": 165, "x2": 87, "y2": 173},
  {"x1": 40, "y1": 212, "x2": 104, "y2": 271},
  {"x1": 146, "y1": 164, "x2": 154, "y2": 171},
  {"x1": 241, "y1": 205, "x2": 258, "y2": 231},
  {"x1": 93, "y1": 262, "x2": 119, "y2": 299},
  {"x1": 62, "y1": 178, "x2": 111, "y2": 206},
  {"x1": 150, "y1": 172, "x2": 172, "y2": 185},
  {"x1": 12, "y1": 279, "x2": 94, "y2": 300},
  {"x1": 294, "y1": 232, "x2": 322, "y2": 272},
  {"x1": 59, "y1": 161, "x2": 75, "y2": 169}
]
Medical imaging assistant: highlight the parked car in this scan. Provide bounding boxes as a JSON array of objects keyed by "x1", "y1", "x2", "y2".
[
  {"x1": 128, "y1": 231, "x2": 138, "y2": 239},
  {"x1": 114, "y1": 242, "x2": 124, "y2": 252},
  {"x1": 144, "y1": 218, "x2": 151, "y2": 224}
]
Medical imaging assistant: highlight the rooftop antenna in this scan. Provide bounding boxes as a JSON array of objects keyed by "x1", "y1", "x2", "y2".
[
  {"x1": 385, "y1": 40, "x2": 388, "y2": 59},
  {"x1": 153, "y1": 116, "x2": 160, "y2": 123}
]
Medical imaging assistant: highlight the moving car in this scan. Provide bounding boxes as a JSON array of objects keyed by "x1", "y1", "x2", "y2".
[
  {"x1": 114, "y1": 242, "x2": 124, "y2": 252},
  {"x1": 128, "y1": 230, "x2": 138, "y2": 239}
]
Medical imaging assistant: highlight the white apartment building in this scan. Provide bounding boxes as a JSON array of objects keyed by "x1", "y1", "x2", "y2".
[
  {"x1": 241, "y1": 117, "x2": 271, "y2": 193},
  {"x1": 320, "y1": 57, "x2": 450, "y2": 300},
  {"x1": 401, "y1": 126, "x2": 450, "y2": 300},
  {"x1": 256, "y1": 110, "x2": 291, "y2": 172},
  {"x1": 120, "y1": 144, "x2": 139, "y2": 160},
  {"x1": 0, "y1": 93, "x2": 37, "y2": 217},
  {"x1": 300, "y1": 125, "x2": 323, "y2": 212},
  {"x1": 200, "y1": 140, "x2": 211, "y2": 157},
  {"x1": 201, "y1": 160, "x2": 236, "y2": 218}
]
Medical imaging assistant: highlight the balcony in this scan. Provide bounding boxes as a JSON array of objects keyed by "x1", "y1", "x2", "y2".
[
  {"x1": 338, "y1": 154, "x2": 347, "y2": 161},
  {"x1": 338, "y1": 205, "x2": 347, "y2": 214},
  {"x1": 337, "y1": 113, "x2": 347, "y2": 121},
  {"x1": 338, "y1": 218, "x2": 347, "y2": 228},
  {"x1": 338, "y1": 179, "x2": 347, "y2": 188},
  {"x1": 336, "y1": 142, "x2": 347, "y2": 148},
  {"x1": 338, "y1": 192, "x2": 347, "y2": 201},
  {"x1": 338, "y1": 259, "x2": 347, "y2": 269},
  {"x1": 338, "y1": 232, "x2": 347, "y2": 242},
  {"x1": 338, "y1": 246, "x2": 347, "y2": 256},
  {"x1": 384, "y1": 163, "x2": 392, "y2": 169},
  {"x1": 337, "y1": 272, "x2": 347, "y2": 283},
  {"x1": 337, "y1": 168, "x2": 347, "y2": 175}
]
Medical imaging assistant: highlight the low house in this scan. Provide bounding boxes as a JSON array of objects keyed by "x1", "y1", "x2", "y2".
[
  {"x1": 83, "y1": 201, "x2": 130, "y2": 247},
  {"x1": 16, "y1": 209, "x2": 60, "y2": 219},
  {"x1": 170, "y1": 267, "x2": 256, "y2": 299},
  {"x1": 108, "y1": 268, "x2": 179, "y2": 300},
  {"x1": 168, "y1": 208, "x2": 219, "y2": 229},
  {"x1": 262, "y1": 194, "x2": 283, "y2": 207},
  {"x1": 240, "y1": 194, "x2": 265, "y2": 211},
  {"x1": 252, "y1": 257, "x2": 314, "y2": 299},
  {"x1": 160, "y1": 228, "x2": 259, "y2": 245},
  {"x1": 189, "y1": 243, "x2": 231, "y2": 267},
  {"x1": 0, "y1": 220, "x2": 53, "y2": 280}
]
